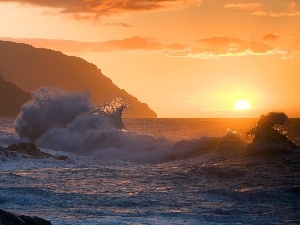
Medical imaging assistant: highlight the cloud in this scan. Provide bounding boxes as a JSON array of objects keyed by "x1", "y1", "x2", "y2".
[
  {"x1": 171, "y1": 36, "x2": 299, "y2": 59},
  {"x1": 166, "y1": 43, "x2": 187, "y2": 51},
  {"x1": 103, "y1": 36, "x2": 162, "y2": 50},
  {"x1": 223, "y1": 3, "x2": 263, "y2": 11},
  {"x1": 250, "y1": 10, "x2": 300, "y2": 17},
  {"x1": 1, "y1": 35, "x2": 295, "y2": 59},
  {"x1": 262, "y1": 33, "x2": 279, "y2": 41},
  {"x1": 0, "y1": 0, "x2": 202, "y2": 19},
  {"x1": 288, "y1": 2, "x2": 297, "y2": 10},
  {"x1": 165, "y1": 37, "x2": 289, "y2": 59},
  {"x1": 223, "y1": 1, "x2": 300, "y2": 17},
  {"x1": 1, "y1": 36, "x2": 162, "y2": 53},
  {"x1": 103, "y1": 22, "x2": 131, "y2": 27},
  {"x1": 198, "y1": 37, "x2": 272, "y2": 54}
]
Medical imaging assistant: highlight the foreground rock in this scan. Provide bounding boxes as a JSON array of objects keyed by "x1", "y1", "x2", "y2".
[
  {"x1": 0, "y1": 209, "x2": 52, "y2": 225},
  {"x1": 1, "y1": 143, "x2": 68, "y2": 161}
]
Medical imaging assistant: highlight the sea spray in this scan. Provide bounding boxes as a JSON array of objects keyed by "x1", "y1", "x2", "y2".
[
  {"x1": 16, "y1": 88, "x2": 298, "y2": 163},
  {"x1": 247, "y1": 112, "x2": 298, "y2": 152},
  {"x1": 15, "y1": 87, "x2": 92, "y2": 142},
  {"x1": 14, "y1": 88, "x2": 231, "y2": 163},
  {"x1": 15, "y1": 88, "x2": 173, "y2": 163},
  {"x1": 1, "y1": 117, "x2": 300, "y2": 225},
  {"x1": 89, "y1": 97, "x2": 128, "y2": 129}
]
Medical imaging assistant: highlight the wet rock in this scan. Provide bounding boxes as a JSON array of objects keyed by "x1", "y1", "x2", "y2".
[
  {"x1": 0, "y1": 209, "x2": 52, "y2": 225},
  {"x1": 4, "y1": 143, "x2": 68, "y2": 161},
  {"x1": 55, "y1": 155, "x2": 69, "y2": 161},
  {"x1": 6, "y1": 143, "x2": 53, "y2": 159}
]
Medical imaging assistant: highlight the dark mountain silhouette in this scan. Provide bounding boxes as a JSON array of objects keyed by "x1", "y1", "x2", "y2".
[
  {"x1": 0, "y1": 40, "x2": 156, "y2": 118},
  {"x1": 0, "y1": 75, "x2": 31, "y2": 117}
]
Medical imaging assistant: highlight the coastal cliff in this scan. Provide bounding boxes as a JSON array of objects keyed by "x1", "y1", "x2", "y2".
[
  {"x1": 0, "y1": 40, "x2": 156, "y2": 118},
  {"x1": 0, "y1": 75, "x2": 31, "y2": 117}
]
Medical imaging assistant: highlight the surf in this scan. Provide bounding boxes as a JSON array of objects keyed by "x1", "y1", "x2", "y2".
[{"x1": 0, "y1": 88, "x2": 295, "y2": 164}]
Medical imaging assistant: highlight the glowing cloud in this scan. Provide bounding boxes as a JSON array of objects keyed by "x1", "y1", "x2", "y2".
[
  {"x1": 288, "y1": 2, "x2": 297, "y2": 10},
  {"x1": 250, "y1": 10, "x2": 300, "y2": 17},
  {"x1": 0, "y1": 0, "x2": 203, "y2": 19},
  {"x1": 3, "y1": 35, "x2": 292, "y2": 59},
  {"x1": 223, "y1": 3, "x2": 263, "y2": 11},
  {"x1": 262, "y1": 33, "x2": 279, "y2": 41},
  {"x1": 1, "y1": 37, "x2": 163, "y2": 53},
  {"x1": 223, "y1": 1, "x2": 300, "y2": 17},
  {"x1": 198, "y1": 37, "x2": 272, "y2": 54}
]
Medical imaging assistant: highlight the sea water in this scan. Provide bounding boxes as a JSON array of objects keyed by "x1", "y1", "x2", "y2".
[
  {"x1": 0, "y1": 88, "x2": 300, "y2": 224},
  {"x1": 0, "y1": 117, "x2": 300, "y2": 225}
]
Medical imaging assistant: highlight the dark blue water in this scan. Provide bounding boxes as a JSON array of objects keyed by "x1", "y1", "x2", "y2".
[{"x1": 0, "y1": 118, "x2": 300, "y2": 224}]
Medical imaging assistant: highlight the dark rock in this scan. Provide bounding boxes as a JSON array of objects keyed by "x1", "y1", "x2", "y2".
[
  {"x1": 6, "y1": 143, "x2": 53, "y2": 159},
  {"x1": 55, "y1": 155, "x2": 69, "y2": 161},
  {"x1": 0, "y1": 209, "x2": 52, "y2": 225},
  {"x1": 5, "y1": 143, "x2": 68, "y2": 161}
]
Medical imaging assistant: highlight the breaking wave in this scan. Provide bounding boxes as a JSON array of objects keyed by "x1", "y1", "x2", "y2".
[
  {"x1": 14, "y1": 88, "x2": 174, "y2": 163},
  {"x1": 15, "y1": 88, "x2": 92, "y2": 142},
  {"x1": 13, "y1": 88, "x2": 298, "y2": 164}
]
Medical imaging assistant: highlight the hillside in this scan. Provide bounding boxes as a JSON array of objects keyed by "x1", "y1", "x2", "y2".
[
  {"x1": 0, "y1": 75, "x2": 31, "y2": 117},
  {"x1": 0, "y1": 40, "x2": 156, "y2": 118}
]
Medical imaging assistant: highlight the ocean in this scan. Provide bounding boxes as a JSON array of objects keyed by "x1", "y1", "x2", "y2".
[
  {"x1": 0, "y1": 89, "x2": 299, "y2": 224},
  {"x1": 0, "y1": 116, "x2": 300, "y2": 225}
]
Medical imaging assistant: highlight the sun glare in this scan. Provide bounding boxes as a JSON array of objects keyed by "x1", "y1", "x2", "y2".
[{"x1": 234, "y1": 100, "x2": 250, "y2": 110}]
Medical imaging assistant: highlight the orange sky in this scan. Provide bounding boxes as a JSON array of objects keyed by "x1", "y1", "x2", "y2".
[{"x1": 1, "y1": 0, "x2": 300, "y2": 118}]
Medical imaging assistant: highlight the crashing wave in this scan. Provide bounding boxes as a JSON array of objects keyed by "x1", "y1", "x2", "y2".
[
  {"x1": 247, "y1": 112, "x2": 299, "y2": 154},
  {"x1": 15, "y1": 88, "x2": 127, "y2": 142},
  {"x1": 89, "y1": 97, "x2": 128, "y2": 129},
  {"x1": 13, "y1": 88, "x2": 299, "y2": 163},
  {"x1": 13, "y1": 88, "x2": 172, "y2": 163},
  {"x1": 15, "y1": 87, "x2": 92, "y2": 142},
  {"x1": 219, "y1": 129, "x2": 246, "y2": 151}
]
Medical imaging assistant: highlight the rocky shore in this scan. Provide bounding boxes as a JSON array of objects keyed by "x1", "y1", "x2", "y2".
[
  {"x1": 0, "y1": 209, "x2": 52, "y2": 225},
  {"x1": 0, "y1": 142, "x2": 68, "y2": 161}
]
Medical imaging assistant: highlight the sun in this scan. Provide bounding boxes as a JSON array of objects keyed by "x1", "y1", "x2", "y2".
[{"x1": 234, "y1": 100, "x2": 250, "y2": 110}]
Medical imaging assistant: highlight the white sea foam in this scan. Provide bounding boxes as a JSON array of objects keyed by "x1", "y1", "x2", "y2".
[
  {"x1": 11, "y1": 87, "x2": 252, "y2": 163},
  {"x1": 15, "y1": 87, "x2": 92, "y2": 142},
  {"x1": 10, "y1": 88, "x2": 300, "y2": 164},
  {"x1": 13, "y1": 88, "x2": 174, "y2": 163}
]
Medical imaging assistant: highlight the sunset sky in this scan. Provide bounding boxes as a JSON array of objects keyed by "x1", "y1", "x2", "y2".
[{"x1": 1, "y1": 0, "x2": 300, "y2": 118}]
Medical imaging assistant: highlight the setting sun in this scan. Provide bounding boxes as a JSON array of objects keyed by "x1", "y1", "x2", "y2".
[
  {"x1": 234, "y1": 100, "x2": 250, "y2": 110},
  {"x1": 0, "y1": 0, "x2": 300, "y2": 224}
]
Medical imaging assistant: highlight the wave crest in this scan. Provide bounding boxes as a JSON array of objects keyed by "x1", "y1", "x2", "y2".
[
  {"x1": 15, "y1": 87, "x2": 92, "y2": 142},
  {"x1": 14, "y1": 89, "x2": 298, "y2": 163}
]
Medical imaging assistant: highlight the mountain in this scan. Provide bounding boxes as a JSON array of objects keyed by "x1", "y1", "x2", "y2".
[
  {"x1": 0, "y1": 40, "x2": 156, "y2": 118},
  {"x1": 0, "y1": 75, "x2": 31, "y2": 117}
]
